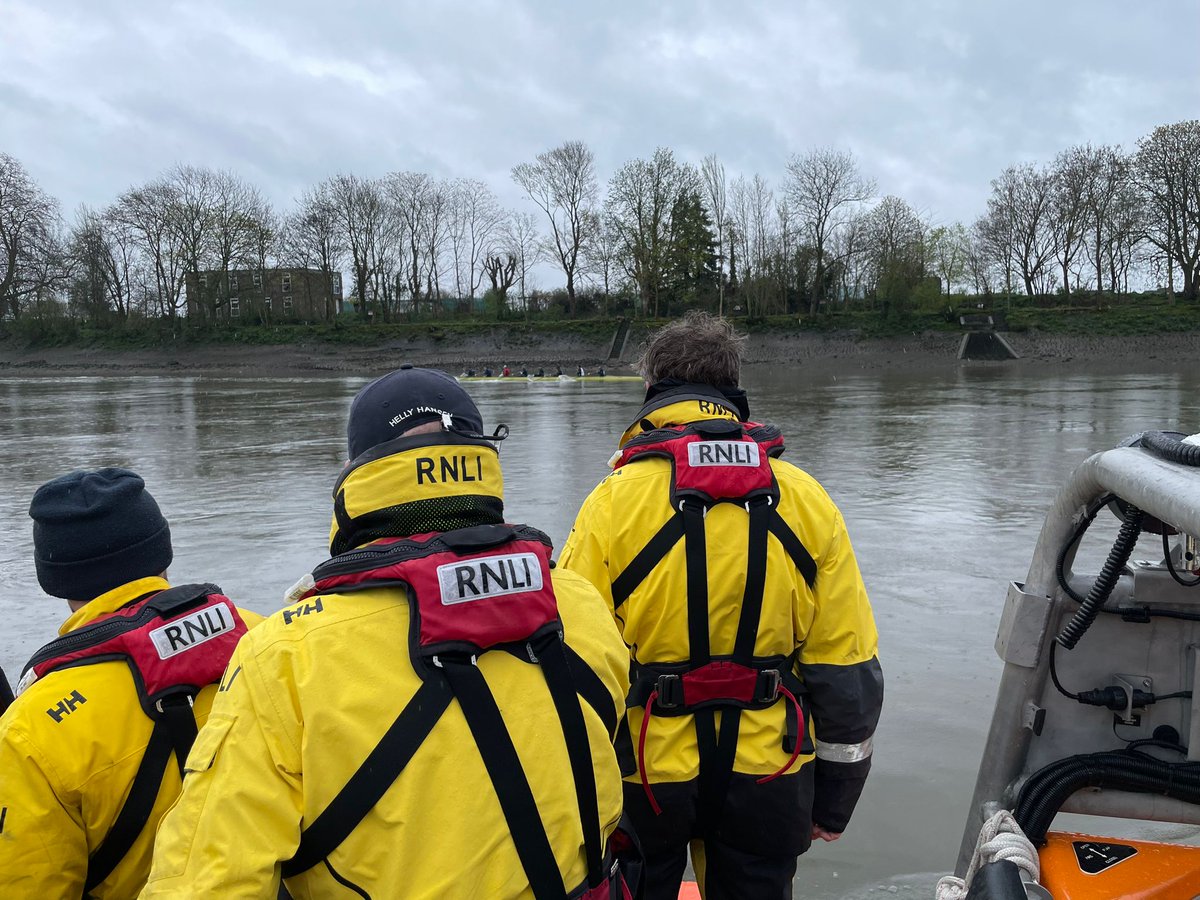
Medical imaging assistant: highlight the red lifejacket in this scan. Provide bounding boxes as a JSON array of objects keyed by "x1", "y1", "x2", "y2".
[
  {"x1": 19, "y1": 583, "x2": 248, "y2": 893},
  {"x1": 282, "y1": 523, "x2": 637, "y2": 900},
  {"x1": 612, "y1": 418, "x2": 815, "y2": 812},
  {"x1": 21, "y1": 583, "x2": 247, "y2": 713}
]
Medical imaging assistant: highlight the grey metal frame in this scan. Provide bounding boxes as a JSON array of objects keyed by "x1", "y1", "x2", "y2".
[{"x1": 956, "y1": 446, "x2": 1200, "y2": 874}]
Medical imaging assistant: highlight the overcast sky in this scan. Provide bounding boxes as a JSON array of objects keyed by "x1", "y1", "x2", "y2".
[{"x1": 3, "y1": 0, "x2": 1197, "y2": 245}]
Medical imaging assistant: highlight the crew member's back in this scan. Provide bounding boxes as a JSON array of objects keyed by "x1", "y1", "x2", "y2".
[{"x1": 144, "y1": 366, "x2": 632, "y2": 898}]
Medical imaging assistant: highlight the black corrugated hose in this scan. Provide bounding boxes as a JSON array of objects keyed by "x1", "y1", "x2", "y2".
[
  {"x1": 1014, "y1": 750, "x2": 1200, "y2": 843},
  {"x1": 1056, "y1": 507, "x2": 1144, "y2": 650},
  {"x1": 1140, "y1": 430, "x2": 1200, "y2": 466}
]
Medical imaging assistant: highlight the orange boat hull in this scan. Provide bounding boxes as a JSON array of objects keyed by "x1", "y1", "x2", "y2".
[{"x1": 1039, "y1": 831, "x2": 1200, "y2": 899}]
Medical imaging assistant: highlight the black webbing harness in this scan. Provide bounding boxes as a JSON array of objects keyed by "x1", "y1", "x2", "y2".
[
  {"x1": 612, "y1": 418, "x2": 817, "y2": 815},
  {"x1": 280, "y1": 524, "x2": 634, "y2": 900},
  {"x1": 19, "y1": 584, "x2": 246, "y2": 896}
]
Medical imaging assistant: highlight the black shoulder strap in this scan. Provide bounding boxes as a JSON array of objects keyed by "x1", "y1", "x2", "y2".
[
  {"x1": 768, "y1": 512, "x2": 817, "y2": 588},
  {"x1": 84, "y1": 696, "x2": 198, "y2": 895},
  {"x1": 281, "y1": 679, "x2": 453, "y2": 878},
  {"x1": 440, "y1": 658, "x2": 567, "y2": 900},
  {"x1": 611, "y1": 513, "x2": 685, "y2": 608},
  {"x1": 700, "y1": 497, "x2": 772, "y2": 816},
  {"x1": 536, "y1": 638, "x2": 604, "y2": 888},
  {"x1": 282, "y1": 646, "x2": 608, "y2": 893}
]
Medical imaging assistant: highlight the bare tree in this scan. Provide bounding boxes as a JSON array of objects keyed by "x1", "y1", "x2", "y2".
[
  {"x1": 502, "y1": 211, "x2": 543, "y2": 318},
  {"x1": 1135, "y1": 120, "x2": 1200, "y2": 300},
  {"x1": 111, "y1": 178, "x2": 188, "y2": 321},
  {"x1": 512, "y1": 140, "x2": 598, "y2": 316},
  {"x1": 585, "y1": 211, "x2": 622, "y2": 316},
  {"x1": 982, "y1": 164, "x2": 1056, "y2": 296},
  {"x1": 1080, "y1": 145, "x2": 1139, "y2": 294},
  {"x1": 447, "y1": 179, "x2": 505, "y2": 303},
  {"x1": 288, "y1": 182, "x2": 347, "y2": 322},
  {"x1": 327, "y1": 174, "x2": 388, "y2": 319},
  {"x1": 387, "y1": 171, "x2": 438, "y2": 318},
  {"x1": 728, "y1": 174, "x2": 776, "y2": 317},
  {"x1": 1048, "y1": 148, "x2": 1092, "y2": 298},
  {"x1": 606, "y1": 148, "x2": 697, "y2": 317},
  {"x1": 927, "y1": 223, "x2": 970, "y2": 297},
  {"x1": 862, "y1": 196, "x2": 927, "y2": 311},
  {"x1": 700, "y1": 154, "x2": 729, "y2": 314},
  {"x1": 67, "y1": 205, "x2": 137, "y2": 322},
  {"x1": 785, "y1": 148, "x2": 875, "y2": 313},
  {"x1": 0, "y1": 153, "x2": 64, "y2": 319},
  {"x1": 482, "y1": 252, "x2": 517, "y2": 317}
]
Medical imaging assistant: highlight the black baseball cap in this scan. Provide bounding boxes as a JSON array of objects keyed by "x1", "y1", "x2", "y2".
[{"x1": 347, "y1": 365, "x2": 485, "y2": 459}]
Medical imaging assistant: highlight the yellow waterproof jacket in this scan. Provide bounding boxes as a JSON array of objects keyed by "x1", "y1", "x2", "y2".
[
  {"x1": 559, "y1": 392, "x2": 884, "y2": 832},
  {"x1": 143, "y1": 438, "x2": 630, "y2": 899},
  {"x1": 0, "y1": 577, "x2": 263, "y2": 899}
]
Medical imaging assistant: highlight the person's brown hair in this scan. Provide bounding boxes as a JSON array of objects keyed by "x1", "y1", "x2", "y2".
[{"x1": 638, "y1": 311, "x2": 746, "y2": 386}]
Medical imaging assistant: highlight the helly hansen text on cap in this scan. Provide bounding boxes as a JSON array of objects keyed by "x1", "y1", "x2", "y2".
[
  {"x1": 347, "y1": 364, "x2": 485, "y2": 459},
  {"x1": 30, "y1": 467, "x2": 173, "y2": 601}
]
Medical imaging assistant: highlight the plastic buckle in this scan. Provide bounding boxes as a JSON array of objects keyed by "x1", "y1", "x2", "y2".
[
  {"x1": 430, "y1": 654, "x2": 479, "y2": 669},
  {"x1": 654, "y1": 674, "x2": 682, "y2": 709},
  {"x1": 155, "y1": 694, "x2": 195, "y2": 714},
  {"x1": 757, "y1": 669, "x2": 782, "y2": 703}
]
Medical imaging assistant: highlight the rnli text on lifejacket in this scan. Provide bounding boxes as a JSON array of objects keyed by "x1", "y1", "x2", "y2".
[
  {"x1": 686, "y1": 441, "x2": 761, "y2": 468},
  {"x1": 436, "y1": 553, "x2": 544, "y2": 605},
  {"x1": 415, "y1": 455, "x2": 485, "y2": 485},
  {"x1": 148, "y1": 605, "x2": 235, "y2": 660}
]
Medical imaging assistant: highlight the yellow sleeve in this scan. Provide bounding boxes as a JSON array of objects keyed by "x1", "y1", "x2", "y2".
[
  {"x1": 801, "y1": 510, "x2": 879, "y2": 666},
  {"x1": 142, "y1": 635, "x2": 303, "y2": 898},
  {"x1": 0, "y1": 721, "x2": 87, "y2": 896},
  {"x1": 558, "y1": 480, "x2": 616, "y2": 614}
]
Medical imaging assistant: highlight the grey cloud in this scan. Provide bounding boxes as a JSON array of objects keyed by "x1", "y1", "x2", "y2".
[{"x1": 1, "y1": 0, "x2": 1196, "y2": 234}]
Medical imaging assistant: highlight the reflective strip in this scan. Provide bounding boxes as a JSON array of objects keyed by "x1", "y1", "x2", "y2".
[{"x1": 815, "y1": 736, "x2": 873, "y2": 763}]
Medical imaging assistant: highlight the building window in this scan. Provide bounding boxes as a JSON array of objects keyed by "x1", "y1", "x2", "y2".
[
  {"x1": 229, "y1": 273, "x2": 239, "y2": 292},
  {"x1": 283, "y1": 295, "x2": 293, "y2": 312},
  {"x1": 198, "y1": 273, "x2": 208, "y2": 288},
  {"x1": 332, "y1": 272, "x2": 343, "y2": 297},
  {"x1": 253, "y1": 272, "x2": 262, "y2": 288},
  {"x1": 264, "y1": 296, "x2": 273, "y2": 311},
  {"x1": 230, "y1": 297, "x2": 240, "y2": 318},
  {"x1": 282, "y1": 273, "x2": 292, "y2": 293}
]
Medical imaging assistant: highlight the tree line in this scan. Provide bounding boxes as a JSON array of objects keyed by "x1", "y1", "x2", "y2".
[{"x1": 1, "y1": 119, "x2": 1197, "y2": 331}]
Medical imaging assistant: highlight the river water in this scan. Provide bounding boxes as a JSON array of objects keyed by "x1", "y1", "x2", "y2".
[{"x1": 2, "y1": 364, "x2": 1198, "y2": 897}]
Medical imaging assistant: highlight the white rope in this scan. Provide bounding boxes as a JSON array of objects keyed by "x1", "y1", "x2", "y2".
[{"x1": 935, "y1": 810, "x2": 1040, "y2": 900}]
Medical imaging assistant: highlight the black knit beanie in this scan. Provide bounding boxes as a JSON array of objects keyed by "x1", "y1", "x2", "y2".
[{"x1": 30, "y1": 468, "x2": 173, "y2": 601}]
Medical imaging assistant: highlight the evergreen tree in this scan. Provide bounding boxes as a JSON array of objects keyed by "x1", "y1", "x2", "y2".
[{"x1": 665, "y1": 190, "x2": 719, "y2": 310}]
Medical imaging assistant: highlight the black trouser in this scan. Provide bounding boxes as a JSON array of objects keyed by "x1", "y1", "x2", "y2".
[{"x1": 622, "y1": 766, "x2": 813, "y2": 900}]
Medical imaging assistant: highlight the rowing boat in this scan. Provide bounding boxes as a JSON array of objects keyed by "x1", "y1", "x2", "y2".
[{"x1": 456, "y1": 375, "x2": 643, "y2": 383}]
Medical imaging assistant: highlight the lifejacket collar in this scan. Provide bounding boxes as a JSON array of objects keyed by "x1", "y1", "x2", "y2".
[
  {"x1": 331, "y1": 431, "x2": 506, "y2": 555},
  {"x1": 619, "y1": 383, "x2": 748, "y2": 450}
]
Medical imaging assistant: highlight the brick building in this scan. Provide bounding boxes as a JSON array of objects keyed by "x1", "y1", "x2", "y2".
[{"x1": 185, "y1": 268, "x2": 343, "y2": 323}]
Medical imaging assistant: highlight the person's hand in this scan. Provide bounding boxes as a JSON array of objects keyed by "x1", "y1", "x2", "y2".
[{"x1": 811, "y1": 824, "x2": 841, "y2": 842}]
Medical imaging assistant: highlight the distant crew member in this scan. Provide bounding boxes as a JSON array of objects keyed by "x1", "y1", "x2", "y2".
[
  {"x1": 466, "y1": 368, "x2": 476, "y2": 377},
  {"x1": 143, "y1": 366, "x2": 638, "y2": 898},
  {"x1": 502, "y1": 364, "x2": 512, "y2": 377},
  {"x1": 578, "y1": 365, "x2": 587, "y2": 377},
  {"x1": 520, "y1": 367, "x2": 529, "y2": 378},
  {"x1": 560, "y1": 312, "x2": 884, "y2": 900},
  {"x1": 536, "y1": 367, "x2": 546, "y2": 378},
  {"x1": 0, "y1": 468, "x2": 261, "y2": 898},
  {"x1": 483, "y1": 366, "x2": 494, "y2": 377},
  {"x1": 555, "y1": 366, "x2": 564, "y2": 377},
  {"x1": 598, "y1": 365, "x2": 607, "y2": 377}
]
